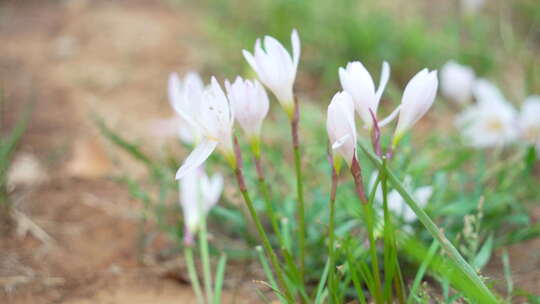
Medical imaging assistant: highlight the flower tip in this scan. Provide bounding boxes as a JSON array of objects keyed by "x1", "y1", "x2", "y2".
[
  {"x1": 291, "y1": 28, "x2": 300, "y2": 43},
  {"x1": 175, "y1": 169, "x2": 185, "y2": 180},
  {"x1": 169, "y1": 71, "x2": 179, "y2": 80},
  {"x1": 224, "y1": 79, "x2": 232, "y2": 91}
]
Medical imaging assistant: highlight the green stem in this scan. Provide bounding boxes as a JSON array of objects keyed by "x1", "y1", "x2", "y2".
[
  {"x1": 199, "y1": 216, "x2": 213, "y2": 303},
  {"x1": 239, "y1": 187, "x2": 295, "y2": 302},
  {"x1": 184, "y1": 246, "x2": 205, "y2": 304},
  {"x1": 328, "y1": 163, "x2": 338, "y2": 303},
  {"x1": 290, "y1": 97, "x2": 306, "y2": 284},
  {"x1": 381, "y1": 159, "x2": 393, "y2": 303},
  {"x1": 381, "y1": 158, "x2": 406, "y2": 304},
  {"x1": 232, "y1": 136, "x2": 295, "y2": 302},
  {"x1": 362, "y1": 202, "x2": 384, "y2": 304},
  {"x1": 254, "y1": 154, "x2": 281, "y2": 240},
  {"x1": 358, "y1": 143, "x2": 500, "y2": 304}
]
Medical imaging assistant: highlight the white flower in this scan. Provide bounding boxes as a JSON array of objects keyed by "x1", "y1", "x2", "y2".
[
  {"x1": 180, "y1": 167, "x2": 223, "y2": 241},
  {"x1": 168, "y1": 72, "x2": 205, "y2": 144},
  {"x1": 518, "y1": 96, "x2": 540, "y2": 144},
  {"x1": 387, "y1": 185, "x2": 433, "y2": 223},
  {"x1": 225, "y1": 77, "x2": 269, "y2": 140},
  {"x1": 326, "y1": 91, "x2": 357, "y2": 167},
  {"x1": 394, "y1": 69, "x2": 438, "y2": 145},
  {"x1": 175, "y1": 77, "x2": 234, "y2": 180},
  {"x1": 456, "y1": 85, "x2": 518, "y2": 148},
  {"x1": 473, "y1": 78, "x2": 506, "y2": 103},
  {"x1": 339, "y1": 61, "x2": 390, "y2": 129},
  {"x1": 461, "y1": 0, "x2": 486, "y2": 15},
  {"x1": 369, "y1": 174, "x2": 433, "y2": 223},
  {"x1": 440, "y1": 60, "x2": 475, "y2": 104},
  {"x1": 242, "y1": 29, "x2": 300, "y2": 115}
]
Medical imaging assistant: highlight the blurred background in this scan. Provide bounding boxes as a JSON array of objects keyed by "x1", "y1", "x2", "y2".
[{"x1": 1, "y1": 0, "x2": 539, "y2": 303}]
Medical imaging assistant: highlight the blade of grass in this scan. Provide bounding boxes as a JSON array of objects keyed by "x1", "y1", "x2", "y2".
[
  {"x1": 346, "y1": 250, "x2": 367, "y2": 304},
  {"x1": 358, "y1": 143, "x2": 500, "y2": 304},
  {"x1": 313, "y1": 257, "x2": 330, "y2": 304},
  {"x1": 408, "y1": 240, "x2": 439, "y2": 304},
  {"x1": 213, "y1": 253, "x2": 227, "y2": 304},
  {"x1": 256, "y1": 246, "x2": 286, "y2": 304},
  {"x1": 184, "y1": 246, "x2": 204, "y2": 304},
  {"x1": 502, "y1": 249, "x2": 513, "y2": 302}
]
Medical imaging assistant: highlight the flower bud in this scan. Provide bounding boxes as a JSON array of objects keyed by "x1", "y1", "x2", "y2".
[
  {"x1": 243, "y1": 29, "x2": 300, "y2": 116},
  {"x1": 326, "y1": 91, "x2": 357, "y2": 168},
  {"x1": 440, "y1": 60, "x2": 475, "y2": 104},
  {"x1": 225, "y1": 77, "x2": 269, "y2": 142},
  {"x1": 394, "y1": 69, "x2": 438, "y2": 146},
  {"x1": 339, "y1": 61, "x2": 390, "y2": 129}
]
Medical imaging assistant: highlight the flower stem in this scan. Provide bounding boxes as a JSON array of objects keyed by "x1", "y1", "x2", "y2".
[
  {"x1": 254, "y1": 154, "x2": 281, "y2": 240},
  {"x1": 233, "y1": 137, "x2": 295, "y2": 302},
  {"x1": 361, "y1": 203, "x2": 384, "y2": 303},
  {"x1": 290, "y1": 96, "x2": 306, "y2": 284},
  {"x1": 381, "y1": 158, "x2": 406, "y2": 304},
  {"x1": 328, "y1": 156, "x2": 339, "y2": 303},
  {"x1": 184, "y1": 246, "x2": 205, "y2": 304},
  {"x1": 350, "y1": 155, "x2": 383, "y2": 302},
  {"x1": 199, "y1": 216, "x2": 213, "y2": 303}
]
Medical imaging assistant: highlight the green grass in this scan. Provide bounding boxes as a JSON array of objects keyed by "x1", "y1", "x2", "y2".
[{"x1": 0, "y1": 89, "x2": 32, "y2": 233}]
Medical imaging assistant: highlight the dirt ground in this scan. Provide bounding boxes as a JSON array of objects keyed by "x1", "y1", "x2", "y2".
[
  {"x1": 0, "y1": 0, "x2": 539, "y2": 303},
  {"x1": 0, "y1": 0, "x2": 260, "y2": 303}
]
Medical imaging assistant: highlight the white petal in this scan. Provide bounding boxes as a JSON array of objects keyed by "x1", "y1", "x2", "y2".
[
  {"x1": 414, "y1": 186, "x2": 433, "y2": 208},
  {"x1": 375, "y1": 61, "x2": 390, "y2": 103},
  {"x1": 176, "y1": 139, "x2": 218, "y2": 180},
  {"x1": 395, "y1": 69, "x2": 438, "y2": 135},
  {"x1": 201, "y1": 173, "x2": 223, "y2": 209},
  {"x1": 473, "y1": 79, "x2": 505, "y2": 103},
  {"x1": 339, "y1": 61, "x2": 377, "y2": 126},
  {"x1": 332, "y1": 134, "x2": 351, "y2": 150},
  {"x1": 242, "y1": 49, "x2": 260, "y2": 75},
  {"x1": 327, "y1": 91, "x2": 357, "y2": 165},
  {"x1": 378, "y1": 105, "x2": 401, "y2": 127},
  {"x1": 168, "y1": 72, "x2": 182, "y2": 112},
  {"x1": 291, "y1": 29, "x2": 301, "y2": 69}
]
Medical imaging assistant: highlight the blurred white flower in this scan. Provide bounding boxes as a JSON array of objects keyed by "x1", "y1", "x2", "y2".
[
  {"x1": 456, "y1": 82, "x2": 518, "y2": 148},
  {"x1": 225, "y1": 76, "x2": 269, "y2": 140},
  {"x1": 393, "y1": 69, "x2": 439, "y2": 145},
  {"x1": 175, "y1": 77, "x2": 234, "y2": 180},
  {"x1": 387, "y1": 185, "x2": 433, "y2": 223},
  {"x1": 518, "y1": 96, "x2": 540, "y2": 144},
  {"x1": 461, "y1": 0, "x2": 486, "y2": 15},
  {"x1": 369, "y1": 174, "x2": 433, "y2": 223},
  {"x1": 473, "y1": 78, "x2": 506, "y2": 102},
  {"x1": 440, "y1": 60, "x2": 475, "y2": 104},
  {"x1": 180, "y1": 167, "x2": 223, "y2": 243},
  {"x1": 326, "y1": 91, "x2": 357, "y2": 167},
  {"x1": 339, "y1": 61, "x2": 390, "y2": 129},
  {"x1": 242, "y1": 29, "x2": 300, "y2": 115},
  {"x1": 168, "y1": 72, "x2": 205, "y2": 144}
]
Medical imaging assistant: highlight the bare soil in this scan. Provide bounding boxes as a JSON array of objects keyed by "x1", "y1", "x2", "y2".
[{"x1": 0, "y1": 0, "x2": 259, "y2": 302}]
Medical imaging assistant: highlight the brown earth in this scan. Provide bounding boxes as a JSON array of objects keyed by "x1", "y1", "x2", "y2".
[{"x1": 0, "y1": 0, "x2": 260, "y2": 303}]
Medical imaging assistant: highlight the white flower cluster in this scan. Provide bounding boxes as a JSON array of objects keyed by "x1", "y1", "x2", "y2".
[{"x1": 440, "y1": 61, "x2": 540, "y2": 151}]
